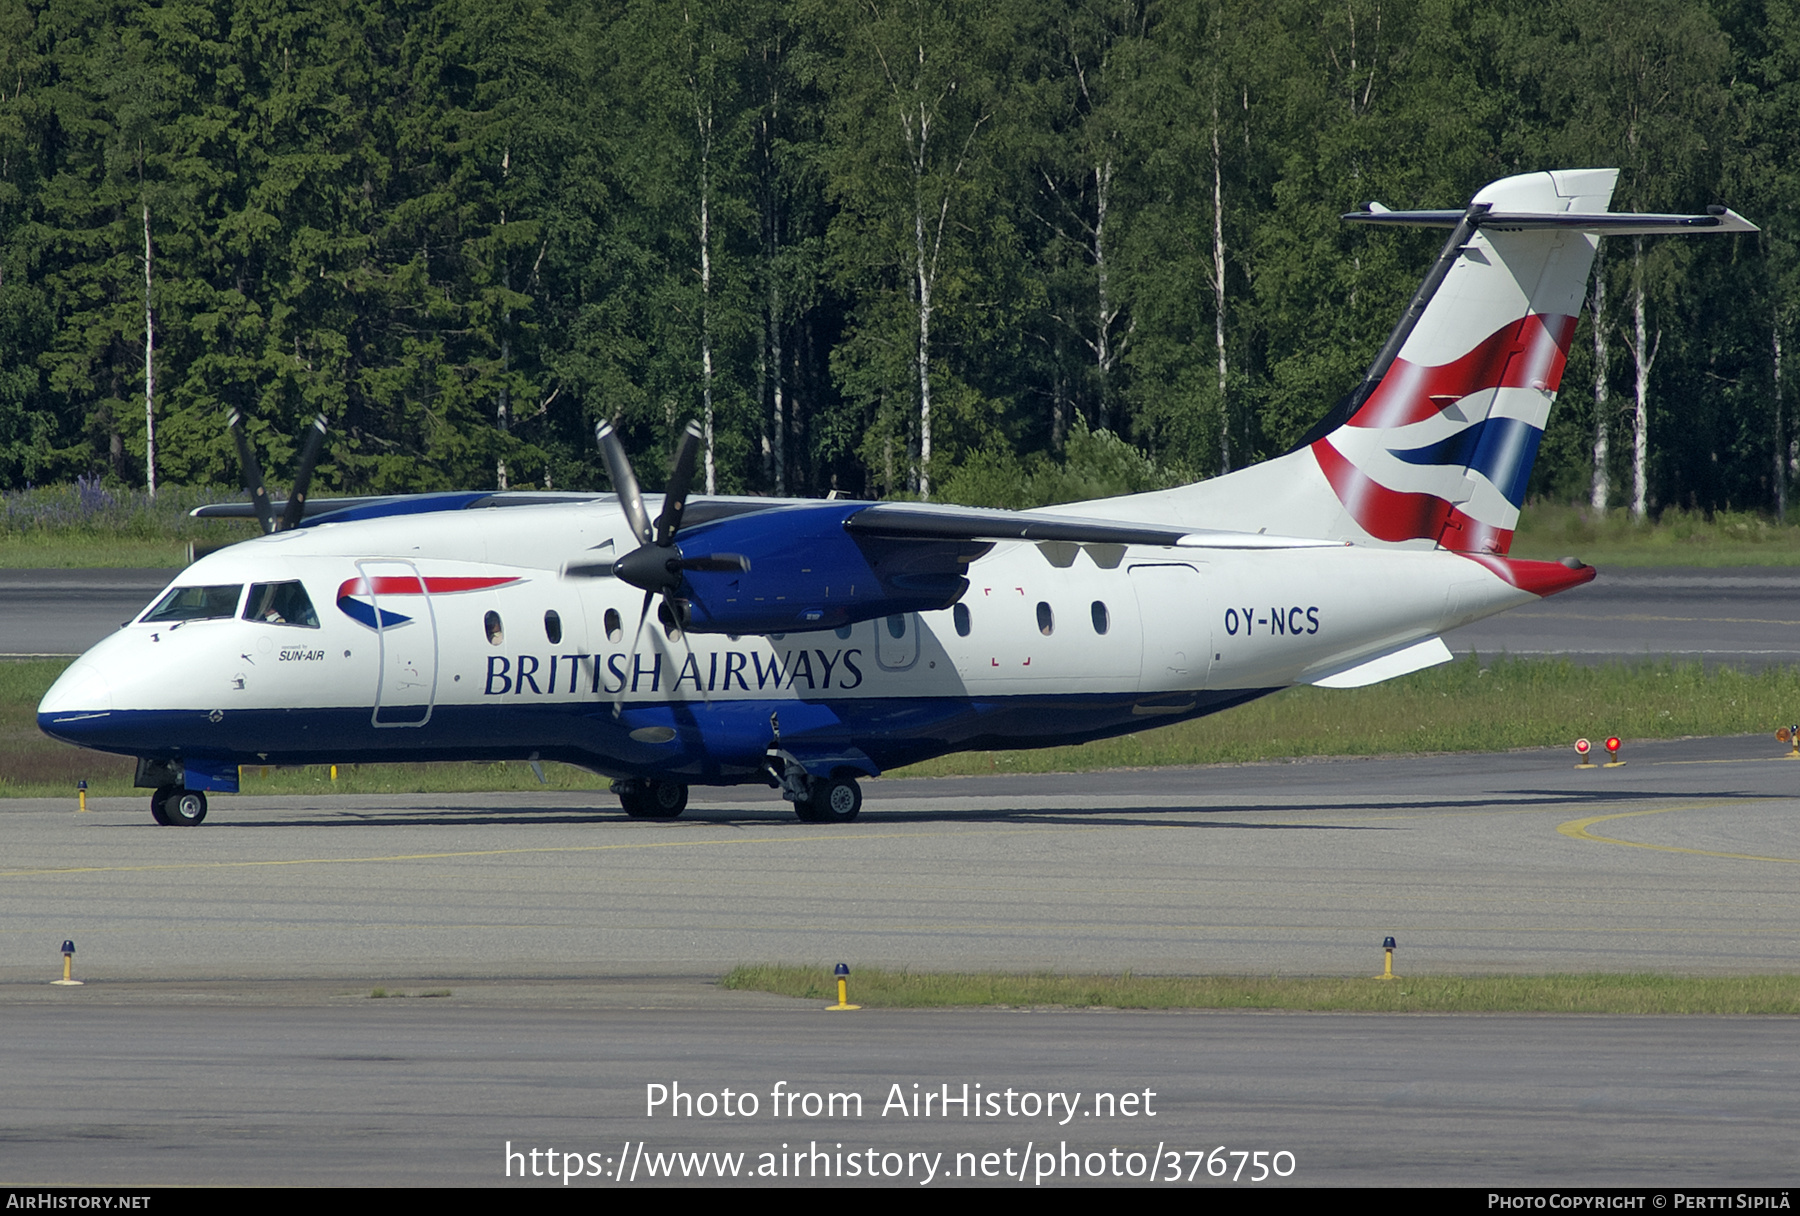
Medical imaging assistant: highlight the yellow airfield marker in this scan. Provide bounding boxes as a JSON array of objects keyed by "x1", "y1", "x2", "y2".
[
  {"x1": 51, "y1": 939, "x2": 82, "y2": 986},
  {"x1": 77, "y1": 780, "x2": 87, "y2": 813},
  {"x1": 827, "y1": 962, "x2": 861, "y2": 1011},
  {"x1": 1375, "y1": 936, "x2": 1398, "y2": 981}
]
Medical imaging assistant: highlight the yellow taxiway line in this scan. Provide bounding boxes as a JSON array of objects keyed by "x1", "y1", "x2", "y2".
[{"x1": 1557, "y1": 801, "x2": 1800, "y2": 864}]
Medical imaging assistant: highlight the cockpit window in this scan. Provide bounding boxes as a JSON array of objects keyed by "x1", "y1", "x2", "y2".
[
  {"x1": 143, "y1": 584, "x2": 244, "y2": 624},
  {"x1": 243, "y1": 581, "x2": 319, "y2": 628}
]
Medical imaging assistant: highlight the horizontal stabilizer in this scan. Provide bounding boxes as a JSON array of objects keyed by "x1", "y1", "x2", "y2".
[
  {"x1": 1305, "y1": 635, "x2": 1453, "y2": 688},
  {"x1": 1345, "y1": 207, "x2": 1757, "y2": 235}
]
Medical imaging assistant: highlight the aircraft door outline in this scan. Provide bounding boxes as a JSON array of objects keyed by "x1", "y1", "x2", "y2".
[{"x1": 360, "y1": 559, "x2": 439, "y2": 728}]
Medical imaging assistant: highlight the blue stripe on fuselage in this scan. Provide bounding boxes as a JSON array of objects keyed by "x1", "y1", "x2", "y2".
[{"x1": 38, "y1": 689, "x2": 1276, "y2": 786}]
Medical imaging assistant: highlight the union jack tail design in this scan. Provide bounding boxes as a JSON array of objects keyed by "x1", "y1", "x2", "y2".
[{"x1": 1310, "y1": 169, "x2": 1614, "y2": 555}]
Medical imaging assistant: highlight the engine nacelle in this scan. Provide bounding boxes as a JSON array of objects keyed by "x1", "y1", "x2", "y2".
[{"x1": 671, "y1": 502, "x2": 992, "y2": 635}]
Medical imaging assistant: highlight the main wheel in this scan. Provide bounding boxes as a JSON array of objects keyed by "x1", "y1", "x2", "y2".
[
  {"x1": 150, "y1": 785, "x2": 174, "y2": 825},
  {"x1": 622, "y1": 780, "x2": 687, "y2": 820},
  {"x1": 160, "y1": 788, "x2": 208, "y2": 826},
  {"x1": 795, "y1": 776, "x2": 861, "y2": 824}
]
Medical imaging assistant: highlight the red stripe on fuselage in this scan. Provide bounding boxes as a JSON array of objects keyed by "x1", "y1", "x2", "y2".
[
  {"x1": 336, "y1": 575, "x2": 521, "y2": 599},
  {"x1": 1348, "y1": 314, "x2": 1577, "y2": 431}
]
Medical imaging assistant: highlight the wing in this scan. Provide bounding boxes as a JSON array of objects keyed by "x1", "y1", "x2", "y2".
[{"x1": 843, "y1": 501, "x2": 1344, "y2": 550}]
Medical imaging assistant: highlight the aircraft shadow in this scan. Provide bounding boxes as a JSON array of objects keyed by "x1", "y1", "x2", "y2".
[{"x1": 125, "y1": 782, "x2": 1762, "y2": 832}]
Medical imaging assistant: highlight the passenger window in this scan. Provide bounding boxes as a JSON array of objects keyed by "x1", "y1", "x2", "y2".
[
  {"x1": 953, "y1": 602, "x2": 971, "y2": 637},
  {"x1": 544, "y1": 610, "x2": 563, "y2": 644},
  {"x1": 835, "y1": 625, "x2": 853, "y2": 640},
  {"x1": 604, "y1": 608, "x2": 622, "y2": 643},
  {"x1": 1036, "y1": 601, "x2": 1054, "y2": 636},
  {"x1": 1091, "y1": 601, "x2": 1109, "y2": 635},
  {"x1": 243, "y1": 582, "x2": 319, "y2": 628},
  {"x1": 144, "y1": 584, "x2": 243, "y2": 624},
  {"x1": 485, "y1": 611, "x2": 504, "y2": 645},
  {"x1": 886, "y1": 614, "x2": 906, "y2": 640}
]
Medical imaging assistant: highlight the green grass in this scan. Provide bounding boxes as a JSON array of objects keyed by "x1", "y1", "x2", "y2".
[
  {"x1": 10, "y1": 654, "x2": 1800, "y2": 797},
  {"x1": 890, "y1": 654, "x2": 1800, "y2": 778},
  {"x1": 368, "y1": 988, "x2": 453, "y2": 999},
  {"x1": 721, "y1": 965, "x2": 1800, "y2": 1014},
  {"x1": 0, "y1": 482, "x2": 257, "y2": 568},
  {"x1": 0, "y1": 536, "x2": 209, "y2": 568},
  {"x1": 1510, "y1": 502, "x2": 1800, "y2": 567}
]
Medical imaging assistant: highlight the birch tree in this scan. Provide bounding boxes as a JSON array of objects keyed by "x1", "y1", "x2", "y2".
[{"x1": 813, "y1": 0, "x2": 1003, "y2": 499}]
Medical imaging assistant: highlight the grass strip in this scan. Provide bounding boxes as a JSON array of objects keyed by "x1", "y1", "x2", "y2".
[
  {"x1": 1508, "y1": 502, "x2": 1800, "y2": 567},
  {"x1": 721, "y1": 965, "x2": 1800, "y2": 1014},
  {"x1": 10, "y1": 654, "x2": 1800, "y2": 795}
]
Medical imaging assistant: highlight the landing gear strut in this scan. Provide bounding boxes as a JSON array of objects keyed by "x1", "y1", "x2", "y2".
[
  {"x1": 794, "y1": 775, "x2": 862, "y2": 824},
  {"x1": 151, "y1": 786, "x2": 208, "y2": 826},
  {"x1": 613, "y1": 779, "x2": 688, "y2": 819}
]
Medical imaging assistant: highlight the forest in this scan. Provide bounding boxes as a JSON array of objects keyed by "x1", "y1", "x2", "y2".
[{"x1": 0, "y1": 0, "x2": 1793, "y2": 517}]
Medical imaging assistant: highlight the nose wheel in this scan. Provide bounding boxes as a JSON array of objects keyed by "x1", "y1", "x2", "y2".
[
  {"x1": 150, "y1": 786, "x2": 208, "y2": 826},
  {"x1": 794, "y1": 776, "x2": 862, "y2": 823}
]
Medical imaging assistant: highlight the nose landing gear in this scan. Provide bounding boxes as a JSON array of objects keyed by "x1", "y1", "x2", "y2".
[{"x1": 150, "y1": 786, "x2": 208, "y2": 826}]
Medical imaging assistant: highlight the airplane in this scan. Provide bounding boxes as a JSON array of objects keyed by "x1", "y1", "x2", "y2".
[{"x1": 37, "y1": 168, "x2": 1755, "y2": 826}]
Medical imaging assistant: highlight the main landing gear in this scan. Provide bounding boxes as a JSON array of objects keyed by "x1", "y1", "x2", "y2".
[
  {"x1": 613, "y1": 778, "x2": 688, "y2": 819},
  {"x1": 150, "y1": 786, "x2": 208, "y2": 826},
  {"x1": 793, "y1": 775, "x2": 862, "y2": 824}
]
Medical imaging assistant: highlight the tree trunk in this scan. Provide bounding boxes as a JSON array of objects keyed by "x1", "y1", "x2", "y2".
[
  {"x1": 142, "y1": 202, "x2": 156, "y2": 498},
  {"x1": 914, "y1": 164, "x2": 934, "y2": 499},
  {"x1": 1589, "y1": 242, "x2": 1609, "y2": 512},
  {"x1": 1776, "y1": 304, "x2": 1787, "y2": 522},
  {"x1": 1093, "y1": 157, "x2": 1113, "y2": 432},
  {"x1": 1211, "y1": 96, "x2": 1229, "y2": 475},
  {"x1": 1628, "y1": 236, "x2": 1659, "y2": 522},
  {"x1": 696, "y1": 99, "x2": 716, "y2": 495},
  {"x1": 496, "y1": 150, "x2": 511, "y2": 490}
]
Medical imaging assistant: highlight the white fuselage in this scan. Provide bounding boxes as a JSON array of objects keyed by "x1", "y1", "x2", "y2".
[{"x1": 38, "y1": 500, "x2": 1540, "y2": 785}]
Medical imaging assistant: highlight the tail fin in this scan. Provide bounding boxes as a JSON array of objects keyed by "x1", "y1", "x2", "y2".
[
  {"x1": 1093, "y1": 169, "x2": 1754, "y2": 549},
  {"x1": 1310, "y1": 169, "x2": 1615, "y2": 554}
]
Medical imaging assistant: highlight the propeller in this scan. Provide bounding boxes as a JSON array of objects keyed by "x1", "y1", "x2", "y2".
[
  {"x1": 228, "y1": 410, "x2": 328, "y2": 535},
  {"x1": 589, "y1": 418, "x2": 749, "y2": 715},
  {"x1": 589, "y1": 419, "x2": 750, "y2": 601}
]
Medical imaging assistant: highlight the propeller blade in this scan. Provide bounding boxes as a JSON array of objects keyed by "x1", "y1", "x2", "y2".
[
  {"x1": 227, "y1": 410, "x2": 276, "y2": 536},
  {"x1": 277, "y1": 414, "x2": 328, "y2": 532},
  {"x1": 654, "y1": 419, "x2": 703, "y2": 545},
  {"x1": 614, "y1": 589, "x2": 655, "y2": 718},
  {"x1": 595, "y1": 421, "x2": 653, "y2": 546},
  {"x1": 674, "y1": 553, "x2": 751, "y2": 574}
]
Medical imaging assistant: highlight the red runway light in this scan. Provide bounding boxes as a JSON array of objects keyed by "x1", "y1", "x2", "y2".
[{"x1": 1605, "y1": 736, "x2": 1621, "y2": 755}]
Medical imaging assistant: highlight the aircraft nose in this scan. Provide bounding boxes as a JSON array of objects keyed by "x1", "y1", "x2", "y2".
[{"x1": 37, "y1": 661, "x2": 115, "y2": 744}]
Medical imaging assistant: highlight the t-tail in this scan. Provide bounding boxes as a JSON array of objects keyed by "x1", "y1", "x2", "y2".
[{"x1": 1091, "y1": 169, "x2": 1756, "y2": 548}]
